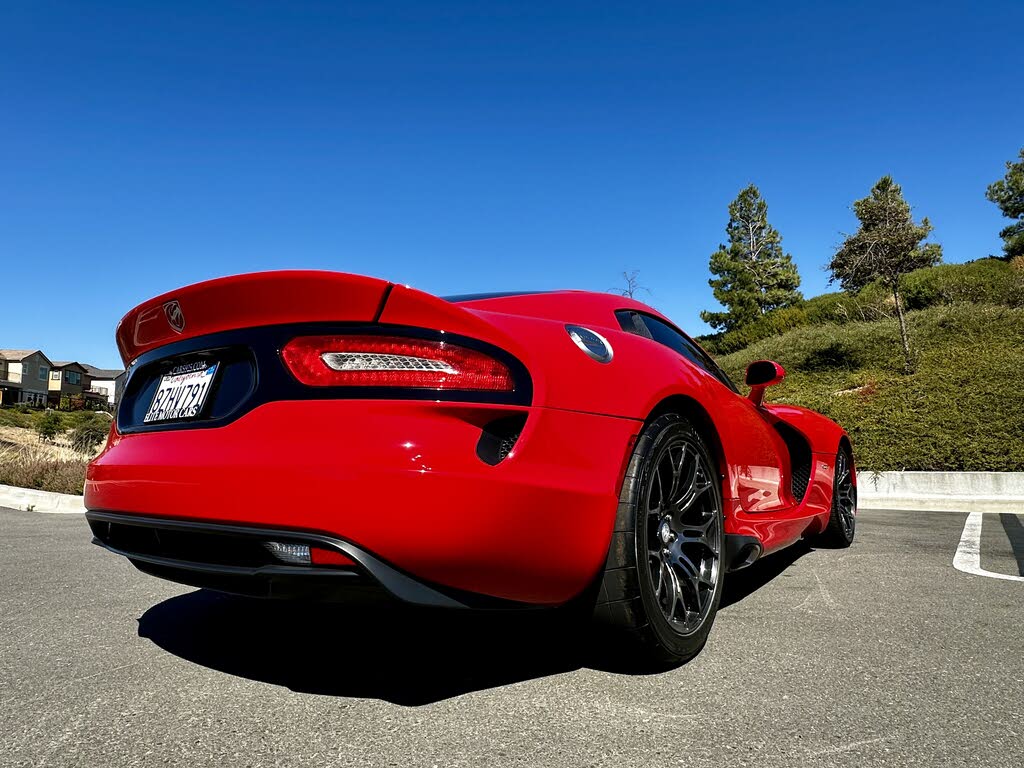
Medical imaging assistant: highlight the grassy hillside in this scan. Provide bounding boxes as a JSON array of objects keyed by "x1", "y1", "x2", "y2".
[
  {"x1": 701, "y1": 257, "x2": 1024, "y2": 355},
  {"x1": 715, "y1": 300, "x2": 1024, "y2": 472}
]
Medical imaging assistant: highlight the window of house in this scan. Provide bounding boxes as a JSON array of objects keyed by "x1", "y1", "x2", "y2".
[
  {"x1": 66, "y1": 371, "x2": 81, "y2": 385},
  {"x1": 51, "y1": 370, "x2": 62, "y2": 380},
  {"x1": 38, "y1": 365, "x2": 49, "y2": 381}
]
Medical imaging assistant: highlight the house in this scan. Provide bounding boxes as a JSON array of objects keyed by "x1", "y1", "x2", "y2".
[
  {"x1": 82, "y1": 364, "x2": 126, "y2": 406},
  {"x1": 48, "y1": 361, "x2": 107, "y2": 407},
  {"x1": 0, "y1": 349, "x2": 54, "y2": 406}
]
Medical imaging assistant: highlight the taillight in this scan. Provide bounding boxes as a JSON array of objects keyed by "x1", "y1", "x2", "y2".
[{"x1": 281, "y1": 335, "x2": 515, "y2": 392}]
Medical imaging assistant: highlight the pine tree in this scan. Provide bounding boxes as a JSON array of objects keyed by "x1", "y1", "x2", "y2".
[
  {"x1": 700, "y1": 185, "x2": 802, "y2": 332},
  {"x1": 985, "y1": 147, "x2": 1024, "y2": 259},
  {"x1": 828, "y1": 176, "x2": 941, "y2": 372}
]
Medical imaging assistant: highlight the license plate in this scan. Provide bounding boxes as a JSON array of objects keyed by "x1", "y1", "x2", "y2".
[{"x1": 143, "y1": 361, "x2": 220, "y2": 423}]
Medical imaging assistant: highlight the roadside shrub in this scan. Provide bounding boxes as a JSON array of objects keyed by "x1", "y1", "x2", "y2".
[
  {"x1": 61, "y1": 410, "x2": 111, "y2": 430},
  {"x1": 69, "y1": 416, "x2": 110, "y2": 454},
  {"x1": 0, "y1": 446, "x2": 87, "y2": 495},
  {"x1": 35, "y1": 411, "x2": 64, "y2": 441},
  {"x1": 901, "y1": 258, "x2": 1024, "y2": 309},
  {"x1": 0, "y1": 408, "x2": 34, "y2": 429}
]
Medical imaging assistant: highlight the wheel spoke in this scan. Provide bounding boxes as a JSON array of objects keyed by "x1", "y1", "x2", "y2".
[
  {"x1": 675, "y1": 551, "x2": 701, "y2": 589},
  {"x1": 653, "y1": 557, "x2": 665, "y2": 598},
  {"x1": 665, "y1": 564, "x2": 682, "y2": 620},
  {"x1": 675, "y1": 475, "x2": 713, "y2": 515},
  {"x1": 667, "y1": 444, "x2": 688, "y2": 501}
]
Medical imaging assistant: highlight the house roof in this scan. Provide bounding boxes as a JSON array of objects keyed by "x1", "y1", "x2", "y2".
[
  {"x1": 0, "y1": 349, "x2": 53, "y2": 365},
  {"x1": 82, "y1": 363, "x2": 124, "y2": 379},
  {"x1": 1, "y1": 349, "x2": 37, "y2": 361},
  {"x1": 51, "y1": 361, "x2": 89, "y2": 372}
]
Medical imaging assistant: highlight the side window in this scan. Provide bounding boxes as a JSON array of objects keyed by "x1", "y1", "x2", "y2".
[
  {"x1": 615, "y1": 310, "x2": 652, "y2": 339},
  {"x1": 629, "y1": 313, "x2": 739, "y2": 393},
  {"x1": 639, "y1": 315, "x2": 705, "y2": 365}
]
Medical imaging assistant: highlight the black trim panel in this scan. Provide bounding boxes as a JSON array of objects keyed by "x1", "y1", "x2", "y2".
[
  {"x1": 86, "y1": 511, "x2": 535, "y2": 610},
  {"x1": 117, "y1": 322, "x2": 532, "y2": 434}
]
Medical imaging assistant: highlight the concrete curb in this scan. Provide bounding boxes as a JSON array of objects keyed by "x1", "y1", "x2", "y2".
[
  {"x1": 857, "y1": 471, "x2": 1024, "y2": 514},
  {"x1": 0, "y1": 484, "x2": 86, "y2": 514},
  {"x1": 2, "y1": 472, "x2": 1022, "y2": 516}
]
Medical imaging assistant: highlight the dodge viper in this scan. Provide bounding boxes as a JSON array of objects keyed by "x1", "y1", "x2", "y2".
[{"x1": 85, "y1": 271, "x2": 856, "y2": 663}]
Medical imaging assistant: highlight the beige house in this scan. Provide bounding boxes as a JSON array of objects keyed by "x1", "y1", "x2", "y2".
[
  {"x1": 48, "y1": 361, "x2": 98, "y2": 406},
  {"x1": 0, "y1": 349, "x2": 53, "y2": 406}
]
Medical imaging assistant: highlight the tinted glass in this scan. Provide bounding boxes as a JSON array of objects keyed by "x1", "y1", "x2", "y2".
[
  {"x1": 633, "y1": 314, "x2": 739, "y2": 393},
  {"x1": 615, "y1": 310, "x2": 652, "y2": 339}
]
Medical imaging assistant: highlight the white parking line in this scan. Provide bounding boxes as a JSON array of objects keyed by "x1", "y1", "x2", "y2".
[{"x1": 953, "y1": 511, "x2": 1024, "y2": 582}]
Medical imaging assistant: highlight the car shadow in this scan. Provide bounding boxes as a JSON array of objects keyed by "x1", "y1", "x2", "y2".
[
  {"x1": 719, "y1": 540, "x2": 813, "y2": 610},
  {"x1": 138, "y1": 544, "x2": 811, "y2": 706},
  {"x1": 138, "y1": 591, "x2": 598, "y2": 705}
]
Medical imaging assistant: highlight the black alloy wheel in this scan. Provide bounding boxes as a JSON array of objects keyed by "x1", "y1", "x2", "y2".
[
  {"x1": 594, "y1": 413, "x2": 725, "y2": 665},
  {"x1": 813, "y1": 447, "x2": 856, "y2": 548}
]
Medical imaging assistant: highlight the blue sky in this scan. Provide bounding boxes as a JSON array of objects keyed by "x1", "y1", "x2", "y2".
[{"x1": 3, "y1": 1, "x2": 1021, "y2": 368}]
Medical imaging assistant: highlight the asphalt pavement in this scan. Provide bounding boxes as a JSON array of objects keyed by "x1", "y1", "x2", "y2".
[{"x1": 1, "y1": 507, "x2": 1021, "y2": 768}]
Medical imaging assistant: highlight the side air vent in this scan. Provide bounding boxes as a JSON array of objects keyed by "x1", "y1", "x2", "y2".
[
  {"x1": 773, "y1": 422, "x2": 813, "y2": 502},
  {"x1": 476, "y1": 414, "x2": 528, "y2": 465}
]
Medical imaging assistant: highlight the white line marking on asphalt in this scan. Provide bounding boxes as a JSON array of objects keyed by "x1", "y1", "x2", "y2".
[{"x1": 953, "y1": 511, "x2": 1024, "y2": 583}]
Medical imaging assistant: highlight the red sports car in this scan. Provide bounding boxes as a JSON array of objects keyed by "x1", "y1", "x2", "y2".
[{"x1": 86, "y1": 271, "x2": 856, "y2": 663}]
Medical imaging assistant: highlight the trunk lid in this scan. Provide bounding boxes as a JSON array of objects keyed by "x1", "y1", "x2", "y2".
[{"x1": 115, "y1": 271, "x2": 392, "y2": 363}]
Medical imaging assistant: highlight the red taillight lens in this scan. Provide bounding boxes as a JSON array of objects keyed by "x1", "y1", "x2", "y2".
[
  {"x1": 281, "y1": 335, "x2": 515, "y2": 392},
  {"x1": 310, "y1": 547, "x2": 356, "y2": 567}
]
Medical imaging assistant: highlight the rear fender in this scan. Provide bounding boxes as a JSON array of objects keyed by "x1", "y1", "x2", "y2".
[{"x1": 763, "y1": 404, "x2": 848, "y2": 457}]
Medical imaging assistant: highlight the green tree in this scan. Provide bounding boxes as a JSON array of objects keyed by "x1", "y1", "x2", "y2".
[
  {"x1": 986, "y1": 147, "x2": 1024, "y2": 259},
  {"x1": 35, "y1": 411, "x2": 63, "y2": 442},
  {"x1": 700, "y1": 184, "x2": 802, "y2": 332},
  {"x1": 828, "y1": 176, "x2": 942, "y2": 372}
]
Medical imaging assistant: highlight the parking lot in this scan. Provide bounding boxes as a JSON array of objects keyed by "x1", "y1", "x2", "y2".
[{"x1": 2, "y1": 506, "x2": 1021, "y2": 768}]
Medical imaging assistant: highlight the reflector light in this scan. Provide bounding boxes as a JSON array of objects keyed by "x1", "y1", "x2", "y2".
[
  {"x1": 263, "y1": 541, "x2": 311, "y2": 565},
  {"x1": 282, "y1": 335, "x2": 515, "y2": 391},
  {"x1": 310, "y1": 547, "x2": 357, "y2": 567}
]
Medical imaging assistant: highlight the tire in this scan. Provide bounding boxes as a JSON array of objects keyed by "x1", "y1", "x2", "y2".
[
  {"x1": 812, "y1": 447, "x2": 856, "y2": 548},
  {"x1": 594, "y1": 413, "x2": 725, "y2": 665}
]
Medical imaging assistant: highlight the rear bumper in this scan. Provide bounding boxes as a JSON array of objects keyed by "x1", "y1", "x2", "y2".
[
  {"x1": 87, "y1": 510, "x2": 486, "y2": 607},
  {"x1": 85, "y1": 400, "x2": 640, "y2": 606}
]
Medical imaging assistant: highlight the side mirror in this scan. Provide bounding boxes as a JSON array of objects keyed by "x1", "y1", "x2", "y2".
[{"x1": 745, "y1": 360, "x2": 785, "y2": 407}]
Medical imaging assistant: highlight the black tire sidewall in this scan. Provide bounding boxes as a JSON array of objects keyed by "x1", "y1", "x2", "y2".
[
  {"x1": 632, "y1": 415, "x2": 726, "y2": 660},
  {"x1": 832, "y1": 447, "x2": 856, "y2": 544}
]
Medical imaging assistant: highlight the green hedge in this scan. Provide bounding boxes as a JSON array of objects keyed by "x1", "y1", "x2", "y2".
[
  {"x1": 715, "y1": 304, "x2": 1024, "y2": 471},
  {"x1": 700, "y1": 258, "x2": 1024, "y2": 354}
]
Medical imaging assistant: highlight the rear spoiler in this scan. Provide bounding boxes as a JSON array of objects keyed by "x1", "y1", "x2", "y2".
[{"x1": 115, "y1": 270, "x2": 514, "y2": 364}]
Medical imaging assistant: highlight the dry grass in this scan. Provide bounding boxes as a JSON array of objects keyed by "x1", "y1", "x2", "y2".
[
  {"x1": 0, "y1": 444, "x2": 89, "y2": 495},
  {"x1": 0, "y1": 421, "x2": 105, "y2": 495},
  {"x1": 0, "y1": 425, "x2": 90, "y2": 461}
]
